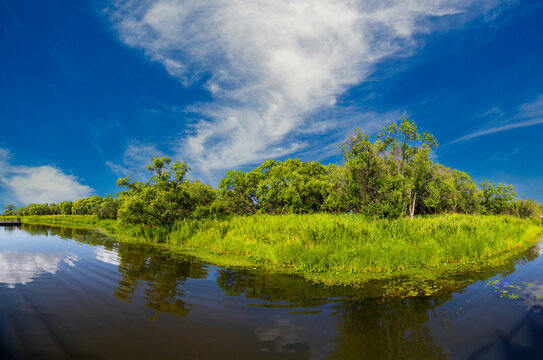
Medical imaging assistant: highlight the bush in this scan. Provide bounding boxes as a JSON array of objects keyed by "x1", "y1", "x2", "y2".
[{"x1": 513, "y1": 199, "x2": 541, "y2": 219}]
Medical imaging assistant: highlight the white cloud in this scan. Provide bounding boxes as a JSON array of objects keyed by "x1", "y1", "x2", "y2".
[
  {"x1": 109, "y1": 0, "x2": 504, "y2": 171},
  {"x1": 106, "y1": 141, "x2": 162, "y2": 181},
  {"x1": 451, "y1": 94, "x2": 543, "y2": 144},
  {"x1": 0, "y1": 150, "x2": 93, "y2": 205},
  {"x1": 0, "y1": 250, "x2": 79, "y2": 288}
]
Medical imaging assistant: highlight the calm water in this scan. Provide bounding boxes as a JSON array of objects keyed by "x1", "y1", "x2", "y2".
[{"x1": 0, "y1": 225, "x2": 542, "y2": 359}]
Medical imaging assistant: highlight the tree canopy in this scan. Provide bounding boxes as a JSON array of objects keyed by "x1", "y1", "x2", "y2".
[{"x1": 6, "y1": 119, "x2": 541, "y2": 222}]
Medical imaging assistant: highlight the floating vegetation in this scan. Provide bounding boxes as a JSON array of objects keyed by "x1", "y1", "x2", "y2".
[{"x1": 485, "y1": 279, "x2": 541, "y2": 301}]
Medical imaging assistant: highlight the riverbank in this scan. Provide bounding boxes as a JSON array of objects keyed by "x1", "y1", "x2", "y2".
[{"x1": 19, "y1": 214, "x2": 542, "y2": 295}]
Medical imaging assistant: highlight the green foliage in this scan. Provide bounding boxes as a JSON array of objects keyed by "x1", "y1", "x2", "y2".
[
  {"x1": 2, "y1": 204, "x2": 15, "y2": 216},
  {"x1": 480, "y1": 181, "x2": 516, "y2": 215},
  {"x1": 421, "y1": 166, "x2": 480, "y2": 215},
  {"x1": 58, "y1": 201, "x2": 73, "y2": 215},
  {"x1": 513, "y1": 199, "x2": 541, "y2": 219},
  {"x1": 217, "y1": 159, "x2": 331, "y2": 214},
  {"x1": 72, "y1": 196, "x2": 104, "y2": 215},
  {"x1": 216, "y1": 170, "x2": 258, "y2": 215},
  {"x1": 117, "y1": 156, "x2": 216, "y2": 226},
  {"x1": 93, "y1": 196, "x2": 120, "y2": 219},
  {"x1": 9, "y1": 118, "x2": 537, "y2": 223},
  {"x1": 340, "y1": 117, "x2": 439, "y2": 218}
]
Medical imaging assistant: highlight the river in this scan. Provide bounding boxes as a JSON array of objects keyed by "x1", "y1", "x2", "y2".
[{"x1": 0, "y1": 224, "x2": 542, "y2": 359}]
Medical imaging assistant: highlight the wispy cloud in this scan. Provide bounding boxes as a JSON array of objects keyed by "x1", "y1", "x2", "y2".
[
  {"x1": 108, "y1": 0, "x2": 504, "y2": 172},
  {"x1": 106, "y1": 141, "x2": 162, "y2": 181},
  {"x1": 450, "y1": 94, "x2": 543, "y2": 144},
  {"x1": 0, "y1": 149, "x2": 93, "y2": 205}
]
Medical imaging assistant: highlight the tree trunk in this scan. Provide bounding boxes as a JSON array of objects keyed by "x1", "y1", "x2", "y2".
[{"x1": 409, "y1": 191, "x2": 417, "y2": 220}]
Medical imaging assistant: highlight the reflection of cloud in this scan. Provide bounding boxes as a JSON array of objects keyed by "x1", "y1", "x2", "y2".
[
  {"x1": 0, "y1": 250, "x2": 79, "y2": 288},
  {"x1": 520, "y1": 282, "x2": 543, "y2": 311},
  {"x1": 256, "y1": 319, "x2": 312, "y2": 356},
  {"x1": 94, "y1": 246, "x2": 120, "y2": 266}
]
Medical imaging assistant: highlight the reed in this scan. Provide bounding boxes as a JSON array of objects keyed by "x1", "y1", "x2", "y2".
[
  {"x1": 20, "y1": 214, "x2": 542, "y2": 286},
  {"x1": 167, "y1": 214, "x2": 541, "y2": 274}
]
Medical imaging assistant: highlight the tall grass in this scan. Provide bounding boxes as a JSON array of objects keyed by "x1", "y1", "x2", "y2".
[
  {"x1": 168, "y1": 214, "x2": 541, "y2": 274},
  {"x1": 21, "y1": 214, "x2": 542, "y2": 281}
]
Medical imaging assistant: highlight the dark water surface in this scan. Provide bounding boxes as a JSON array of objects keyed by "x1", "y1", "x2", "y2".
[{"x1": 1, "y1": 225, "x2": 542, "y2": 359}]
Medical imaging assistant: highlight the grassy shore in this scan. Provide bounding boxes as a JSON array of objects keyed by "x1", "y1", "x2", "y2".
[{"x1": 18, "y1": 214, "x2": 542, "y2": 292}]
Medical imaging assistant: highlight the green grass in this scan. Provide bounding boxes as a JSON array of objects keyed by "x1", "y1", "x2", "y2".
[
  {"x1": 20, "y1": 214, "x2": 542, "y2": 292},
  {"x1": 168, "y1": 214, "x2": 542, "y2": 272}
]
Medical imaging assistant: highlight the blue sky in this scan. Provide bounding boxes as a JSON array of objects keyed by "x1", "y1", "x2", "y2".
[{"x1": 0, "y1": 0, "x2": 542, "y2": 206}]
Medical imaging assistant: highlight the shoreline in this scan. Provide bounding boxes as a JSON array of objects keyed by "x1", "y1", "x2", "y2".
[{"x1": 18, "y1": 214, "x2": 543, "y2": 297}]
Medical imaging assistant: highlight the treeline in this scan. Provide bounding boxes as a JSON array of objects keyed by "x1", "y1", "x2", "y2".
[{"x1": 2, "y1": 119, "x2": 541, "y2": 224}]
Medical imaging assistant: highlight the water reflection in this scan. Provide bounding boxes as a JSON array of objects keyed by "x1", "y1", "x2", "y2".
[
  {"x1": 216, "y1": 268, "x2": 346, "y2": 308},
  {"x1": 215, "y1": 267, "x2": 452, "y2": 358},
  {"x1": 114, "y1": 244, "x2": 208, "y2": 321},
  {"x1": 331, "y1": 296, "x2": 450, "y2": 359},
  {"x1": 94, "y1": 246, "x2": 120, "y2": 266},
  {"x1": 255, "y1": 319, "x2": 312, "y2": 354},
  {"x1": 0, "y1": 250, "x2": 79, "y2": 288},
  {"x1": 3, "y1": 225, "x2": 542, "y2": 359}
]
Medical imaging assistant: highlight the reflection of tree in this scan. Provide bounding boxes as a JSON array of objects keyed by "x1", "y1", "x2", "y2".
[
  {"x1": 215, "y1": 247, "x2": 542, "y2": 360},
  {"x1": 329, "y1": 247, "x2": 542, "y2": 359},
  {"x1": 1, "y1": 225, "x2": 17, "y2": 233},
  {"x1": 21, "y1": 223, "x2": 117, "y2": 250},
  {"x1": 216, "y1": 268, "x2": 347, "y2": 307},
  {"x1": 113, "y1": 245, "x2": 208, "y2": 321},
  {"x1": 17, "y1": 223, "x2": 543, "y2": 353},
  {"x1": 216, "y1": 268, "x2": 448, "y2": 358},
  {"x1": 21, "y1": 223, "x2": 209, "y2": 321},
  {"x1": 329, "y1": 296, "x2": 450, "y2": 359}
]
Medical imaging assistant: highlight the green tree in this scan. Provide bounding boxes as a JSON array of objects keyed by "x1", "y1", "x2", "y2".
[
  {"x1": 217, "y1": 159, "x2": 331, "y2": 215},
  {"x1": 58, "y1": 201, "x2": 73, "y2": 215},
  {"x1": 378, "y1": 118, "x2": 438, "y2": 219},
  {"x1": 421, "y1": 166, "x2": 479, "y2": 215},
  {"x1": 116, "y1": 156, "x2": 198, "y2": 226},
  {"x1": 2, "y1": 204, "x2": 15, "y2": 216},
  {"x1": 72, "y1": 196, "x2": 103, "y2": 215},
  {"x1": 340, "y1": 130, "x2": 390, "y2": 216},
  {"x1": 216, "y1": 170, "x2": 259, "y2": 215},
  {"x1": 340, "y1": 118, "x2": 437, "y2": 219},
  {"x1": 93, "y1": 196, "x2": 120, "y2": 219},
  {"x1": 480, "y1": 181, "x2": 516, "y2": 215}
]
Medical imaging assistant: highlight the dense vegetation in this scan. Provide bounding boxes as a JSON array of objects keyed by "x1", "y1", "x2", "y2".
[
  {"x1": 3, "y1": 118, "x2": 541, "y2": 222},
  {"x1": 18, "y1": 213, "x2": 543, "y2": 290},
  {"x1": 4, "y1": 119, "x2": 542, "y2": 291}
]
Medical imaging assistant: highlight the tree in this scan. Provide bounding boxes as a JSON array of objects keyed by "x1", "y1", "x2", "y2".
[
  {"x1": 116, "y1": 156, "x2": 200, "y2": 226},
  {"x1": 377, "y1": 118, "x2": 438, "y2": 219},
  {"x1": 93, "y1": 196, "x2": 120, "y2": 220},
  {"x1": 216, "y1": 170, "x2": 259, "y2": 215},
  {"x1": 421, "y1": 166, "x2": 479, "y2": 215},
  {"x1": 340, "y1": 130, "x2": 391, "y2": 216},
  {"x1": 58, "y1": 201, "x2": 73, "y2": 215},
  {"x1": 480, "y1": 181, "x2": 516, "y2": 215},
  {"x1": 2, "y1": 204, "x2": 15, "y2": 216},
  {"x1": 340, "y1": 118, "x2": 437, "y2": 219},
  {"x1": 72, "y1": 196, "x2": 104, "y2": 215},
  {"x1": 217, "y1": 159, "x2": 331, "y2": 215},
  {"x1": 513, "y1": 199, "x2": 541, "y2": 219}
]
